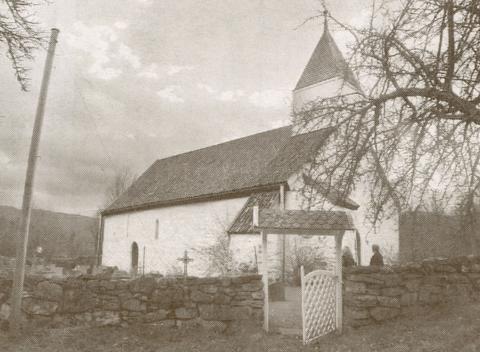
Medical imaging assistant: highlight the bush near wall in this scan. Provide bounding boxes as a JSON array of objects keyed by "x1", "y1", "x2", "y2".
[
  {"x1": 343, "y1": 256, "x2": 480, "y2": 327},
  {"x1": 0, "y1": 274, "x2": 263, "y2": 331}
]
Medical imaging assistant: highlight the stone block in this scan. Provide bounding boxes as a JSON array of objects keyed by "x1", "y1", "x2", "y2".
[
  {"x1": 34, "y1": 281, "x2": 63, "y2": 302},
  {"x1": 213, "y1": 294, "x2": 231, "y2": 305},
  {"x1": 400, "y1": 292, "x2": 418, "y2": 306},
  {"x1": 434, "y1": 265, "x2": 457, "y2": 273},
  {"x1": 251, "y1": 291, "x2": 264, "y2": 300},
  {"x1": 92, "y1": 311, "x2": 121, "y2": 326},
  {"x1": 377, "y1": 296, "x2": 401, "y2": 308},
  {"x1": 382, "y1": 274, "x2": 402, "y2": 287},
  {"x1": 239, "y1": 282, "x2": 263, "y2": 292},
  {"x1": 345, "y1": 281, "x2": 366, "y2": 294},
  {"x1": 347, "y1": 274, "x2": 383, "y2": 285},
  {"x1": 346, "y1": 294, "x2": 377, "y2": 308},
  {"x1": 99, "y1": 280, "x2": 116, "y2": 291},
  {"x1": 199, "y1": 285, "x2": 218, "y2": 294},
  {"x1": 143, "y1": 310, "x2": 169, "y2": 323},
  {"x1": 0, "y1": 303, "x2": 11, "y2": 320},
  {"x1": 198, "y1": 319, "x2": 228, "y2": 332},
  {"x1": 405, "y1": 280, "x2": 421, "y2": 292},
  {"x1": 345, "y1": 308, "x2": 369, "y2": 320},
  {"x1": 370, "y1": 307, "x2": 400, "y2": 321},
  {"x1": 191, "y1": 289, "x2": 214, "y2": 303},
  {"x1": 62, "y1": 289, "x2": 96, "y2": 313},
  {"x1": 122, "y1": 298, "x2": 146, "y2": 312},
  {"x1": 381, "y1": 287, "x2": 404, "y2": 297},
  {"x1": 175, "y1": 307, "x2": 198, "y2": 320},
  {"x1": 199, "y1": 304, "x2": 250, "y2": 321},
  {"x1": 23, "y1": 298, "x2": 58, "y2": 316},
  {"x1": 129, "y1": 277, "x2": 157, "y2": 294}
]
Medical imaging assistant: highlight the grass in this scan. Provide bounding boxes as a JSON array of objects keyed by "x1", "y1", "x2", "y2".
[{"x1": 1, "y1": 302, "x2": 480, "y2": 352}]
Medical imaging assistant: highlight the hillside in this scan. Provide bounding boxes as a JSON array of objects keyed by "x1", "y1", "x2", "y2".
[{"x1": 0, "y1": 205, "x2": 97, "y2": 259}]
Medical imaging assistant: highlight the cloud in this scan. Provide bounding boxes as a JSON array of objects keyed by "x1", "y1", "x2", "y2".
[
  {"x1": 157, "y1": 86, "x2": 185, "y2": 103},
  {"x1": 137, "y1": 63, "x2": 160, "y2": 80},
  {"x1": 167, "y1": 65, "x2": 194, "y2": 76},
  {"x1": 197, "y1": 83, "x2": 216, "y2": 94},
  {"x1": 114, "y1": 21, "x2": 129, "y2": 30},
  {"x1": 248, "y1": 89, "x2": 289, "y2": 109},
  {"x1": 65, "y1": 21, "x2": 142, "y2": 80},
  {"x1": 117, "y1": 43, "x2": 141, "y2": 69},
  {"x1": 216, "y1": 90, "x2": 245, "y2": 102}
]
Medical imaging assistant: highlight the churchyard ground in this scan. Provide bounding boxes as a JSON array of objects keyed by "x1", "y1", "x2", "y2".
[{"x1": 1, "y1": 300, "x2": 480, "y2": 352}]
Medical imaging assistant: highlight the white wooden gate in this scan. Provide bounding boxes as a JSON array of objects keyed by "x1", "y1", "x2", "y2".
[{"x1": 301, "y1": 266, "x2": 338, "y2": 344}]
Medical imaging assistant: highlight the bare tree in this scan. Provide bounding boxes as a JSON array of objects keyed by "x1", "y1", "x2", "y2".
[
  {"x1": 1, "y1": 0, "x2": 47, "y2": 90},
  {"x1": 104, "y1": 167, "x2": 136, "y2": 208},
  {"x1": 296, "y1": 0, "x2": 480, "y2": 242}
]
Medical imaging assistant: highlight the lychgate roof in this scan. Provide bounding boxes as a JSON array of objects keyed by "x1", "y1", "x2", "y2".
[
  {"x1": 103, "y1": 126, "x2": 333, "y2": 215},
  {"x1": 257, "y1": 209, "x2": 355, "y2": 232}
]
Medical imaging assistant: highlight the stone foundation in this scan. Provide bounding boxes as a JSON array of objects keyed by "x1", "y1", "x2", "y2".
[
  {"x1": 344, "y1": 256, "x2": 480, "y2": 327},
  {"x1": 0, "y1": 274, "x2": 263, "y2": 330}
]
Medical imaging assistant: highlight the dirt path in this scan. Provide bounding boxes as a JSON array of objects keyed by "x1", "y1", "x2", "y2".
[{"x1": 1, "y1": 302, "x2": 480, "y2": 351}]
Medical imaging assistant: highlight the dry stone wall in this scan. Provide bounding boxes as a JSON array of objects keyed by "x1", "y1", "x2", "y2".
[
  {"x1": 343, "y1": 256, "x2": 480, "y2": 327},
  {"x1": 0, "y1": 274, "x2": 263, "y2": 330}
]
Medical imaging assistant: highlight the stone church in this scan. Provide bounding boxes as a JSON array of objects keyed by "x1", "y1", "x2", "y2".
[{"x1": 99, "y1": 21, "x2": 399, "y2": 278}]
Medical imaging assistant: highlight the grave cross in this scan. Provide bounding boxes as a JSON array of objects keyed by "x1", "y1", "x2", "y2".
[{"x1": 177, "y1": 250, "x2": 194, "y2": 278}]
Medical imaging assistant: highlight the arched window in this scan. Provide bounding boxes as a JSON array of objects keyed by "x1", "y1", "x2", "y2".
[{"x1": 131, "y1": 242, "x2": 139, "y2": 275}]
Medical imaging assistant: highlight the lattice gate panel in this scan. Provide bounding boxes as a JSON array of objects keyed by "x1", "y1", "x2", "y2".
[{"x1": 301, "y1": 267, "x2": 337, "y2": 344}]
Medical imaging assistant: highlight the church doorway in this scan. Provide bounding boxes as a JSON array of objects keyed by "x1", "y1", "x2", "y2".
[{"x1": 131, "y1": 242, "x2": 139, "y2": 275}]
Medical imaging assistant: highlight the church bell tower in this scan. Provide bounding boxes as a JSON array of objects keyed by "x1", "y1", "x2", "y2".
[{"x1": 292, "y1": 11, "x2": 361, "y2": 113}]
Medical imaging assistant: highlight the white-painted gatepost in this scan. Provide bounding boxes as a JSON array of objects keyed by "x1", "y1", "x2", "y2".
[{"x1": 252, "y1": 206, "x2": 357, "y2": 344}]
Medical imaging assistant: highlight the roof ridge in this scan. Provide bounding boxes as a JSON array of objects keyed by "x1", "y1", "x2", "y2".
[{"x1": 153, "y1": 125, "x2": 291, "y2": 164}]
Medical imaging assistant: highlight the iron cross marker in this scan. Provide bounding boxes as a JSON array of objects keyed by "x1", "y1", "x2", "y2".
[{"x1": 177, "y1": 250, "x2": 193, "y2": 278}]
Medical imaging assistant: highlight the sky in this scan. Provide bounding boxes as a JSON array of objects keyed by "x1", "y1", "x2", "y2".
[{"x1": 0, "y1": 0, "x2": 371, "y2": 217}]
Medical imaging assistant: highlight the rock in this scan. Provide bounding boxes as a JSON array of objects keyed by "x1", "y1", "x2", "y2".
[
  {"x1": 190, "y1": 289, "x2": 214, "y2": 303},
  {"x1": 347, "y1": 294, "x2": 377, "y2": 307},
  {"x1": 251, "y1": 291, "x2": 264, "y2": 300},
  {"x1": 62, "y1": 289, "x2": 96, "y2": 313},
  {"x1": 143, "y1": 310, "x2": 169, "y2": 323},
  {"x1": 92, "y1": 311, "x2": 121, "y2": 326},
  {"x1": 198, "y1": 319, "x2": 227, "y2": 332},
  {"x1": 345, "y1": 281, "x2": 366, "y2": 294},
  {"x1": 377, "y1": 296, "x2": 401, "y2": 308},
  {"x1": 99, "y1": 280, "x2": 116, "y2": 291},
  {"x1": 23, "y1": 298, "x2": 58, "y2": 316},
  {"x1": 0, "y1": 303, "x2": 11, "y2": 320},
  {"x1": 122, "y1": 298, "x2": 146, "y2": 312},
  {"x1": 175, "y1": 307, "x2": 198, "y2": 320},
  {"x1": 400, "y1": 292, "x2": 418, "y2": 306},
  {"x1": 381, "y1": 287, "x2": 404, "y2": 297},
  {"x1": 345, "y1": 308, "x2": 369, "y2": 320},
  {"x1": 200, "y1": 285, "x2": 218, "y2": 294},
  {"x1": 239, "y1": 282, "x2": 263, "y2": 292},
  {"x1": 370, "y1": 307, "x2": 400, "y2": 321},
  {"x1": 129, "y1": 277, "x2": 157, "y2": 294},
  {"x1": 199, "y1": 304, "x2": 250, "y2": 321},
  {"x1": 34, "y1": 281, "x2": 63, "y2": 302},
  {"x1": 347, "y1": 274, "x2": 383, "y2": 285}
]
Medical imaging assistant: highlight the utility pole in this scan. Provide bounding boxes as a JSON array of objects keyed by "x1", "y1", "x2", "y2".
[{"x1": 10, "y1": 28, "x2": 60, "y2": 334}]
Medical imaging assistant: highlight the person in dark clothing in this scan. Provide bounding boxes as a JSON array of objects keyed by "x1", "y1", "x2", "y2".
[
  {"x1": 342, "y1": 246, "x2": 356, "y2": 267},
  {"x1": 370, "y1": 244, "x2": 384, "y2": 266}
]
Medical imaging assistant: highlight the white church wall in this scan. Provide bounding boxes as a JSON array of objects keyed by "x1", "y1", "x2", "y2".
[
  {"x1": 286, "y1": 171, "x2": 399, "y2": 266},
  {"x1": 292, "y1": 77, "x2": 357, "y2": 113},
  {"x1": 102, "y1": 196, "x2": 248, "y2": 276}
]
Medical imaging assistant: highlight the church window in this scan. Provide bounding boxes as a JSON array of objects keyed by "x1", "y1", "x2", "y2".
[{"x1": 155, "y1": 219, "x2": 159, "y2": 239}]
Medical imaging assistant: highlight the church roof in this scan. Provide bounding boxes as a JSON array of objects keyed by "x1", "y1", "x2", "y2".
[
  {"x1": 103, "y1": 126, "x2": 333, "y2": 215},
  {"x1": 294, "y1": 24, "x2": 361, "y2": 91}
]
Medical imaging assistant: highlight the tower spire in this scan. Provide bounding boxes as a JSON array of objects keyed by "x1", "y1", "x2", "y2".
[{"x1": 323, "y1": 9, "x2": 329, "y2": 33}]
